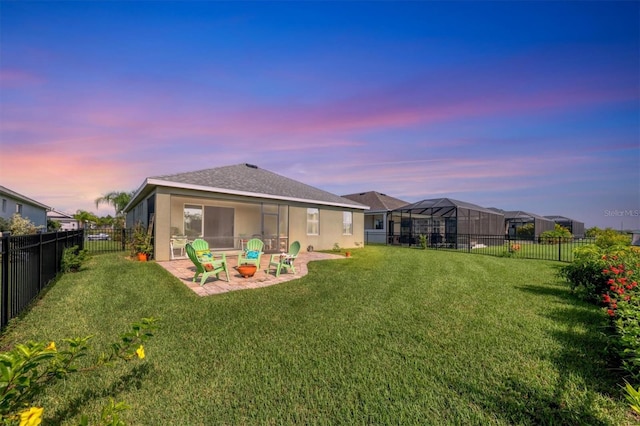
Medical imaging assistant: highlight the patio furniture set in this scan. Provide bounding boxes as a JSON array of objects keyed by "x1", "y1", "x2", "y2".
[{"x1": 184, "y1": 238, "x2": 300, "y2": 286}]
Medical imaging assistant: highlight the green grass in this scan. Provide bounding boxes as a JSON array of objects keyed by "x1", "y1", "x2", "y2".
[{"x1": 1, "y1": 247, "x2": 636, "y2": 425}]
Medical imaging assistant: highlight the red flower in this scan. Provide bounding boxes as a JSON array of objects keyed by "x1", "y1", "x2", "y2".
[{"x1": 608, "y1": 309, "x2": 616, "y2": 316}]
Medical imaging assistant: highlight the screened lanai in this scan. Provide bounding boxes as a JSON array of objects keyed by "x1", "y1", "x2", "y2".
[
  {"x1": 392, "y1": 198, "x2": 504, "y2": 248},
  {"x1": 544, "y1": 215, "x2": 586, "y2": 238},
  {"x1": 501, "y1": 210, "x2": 556, "y2": 239}
]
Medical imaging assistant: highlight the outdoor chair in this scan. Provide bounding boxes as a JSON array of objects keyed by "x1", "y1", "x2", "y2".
[
  {"x1": 268, "y1": 241, "x2": 300, "y2": 277},
  {"x1": 170, "y1": 235, "x2": 188, "y2": 259},
  {"x1": 185, "y1": 238, "x2": 229, "y2": 285},
  {"x1": 237, "y1": 238, "x2": 264, "y2": 268}
]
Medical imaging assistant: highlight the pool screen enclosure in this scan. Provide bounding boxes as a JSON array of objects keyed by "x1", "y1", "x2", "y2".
[{"x1": 393, "y1": 198, "x2": 505, "y2": 247}]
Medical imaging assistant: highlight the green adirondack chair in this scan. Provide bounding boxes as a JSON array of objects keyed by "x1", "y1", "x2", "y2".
[
  {"x1": 185, "y1": 238, "x2": 229, "y2": 285},
  {"x1": 268, "y1": 241, "x2": 300, "y2": 277},
  {"x1": 237, "y1": 238, "x2": 264, "y2": 268}
]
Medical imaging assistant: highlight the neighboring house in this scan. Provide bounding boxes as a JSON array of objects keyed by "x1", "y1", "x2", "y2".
[
  {"x1": 490, "y1": 209, "x2": 556, "y2": 239},
  {"x1": 393, "y1": 198, "x2": 505, "y2": 246},
  {"x1": 544, "y1": 215, "x2": 585, "y2": 238},
  {"x1": 0, "y1": 185, "x2": 51, "y2": 229},
  {"x1": 124, "y1": 163, "x2": 369, "y2": 261},
  {"x1": 342, "y1": 191, "x2": 410, "y2": 244},
  {"x1": 47, "y1": 209, "x2": 79, "y2": 231}
]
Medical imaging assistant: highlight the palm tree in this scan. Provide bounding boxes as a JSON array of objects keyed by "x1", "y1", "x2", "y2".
[
  {"x1": 95, "y1": 191, "x2": 134, "y2": 217},
  {"x1": 73, "y1": 210, "x2": 98, "y2": 229}
]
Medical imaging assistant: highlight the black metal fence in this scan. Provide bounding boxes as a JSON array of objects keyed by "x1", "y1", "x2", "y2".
[
  {"x1": 428, "y1": 234, "x2": 596, "y2": 262},
  {"x1": 1, "y1": 230, "x2": 84, "y2": 329},
  {"x1": 0, "y1": 228, "x2": 132, "y2": 330},
  {"x1": 372, "y1": 231, "x2": 597, "y2": 263},
  {"x1": 84, "y1": 228, "x2": 132, "y2": 253}
]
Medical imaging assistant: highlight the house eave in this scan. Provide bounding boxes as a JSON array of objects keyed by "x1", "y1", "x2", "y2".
[{"x1": 126, "y1": 179, "x2": 369, "y2": 212}]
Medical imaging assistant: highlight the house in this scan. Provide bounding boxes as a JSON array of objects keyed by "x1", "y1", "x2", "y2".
[
  {"x1": 342, "y1": 191, "x2": 410, "y2": 244},
  {"x1": 544, "y1": 215, "x2": 585, "y2": 238},
  {"x1": 47, "y1": 209, "x2": 79, "y2": 231},
  {"x1": 0, "y1": 185, "x2": 51, "y2": 229},
  {"x1": 124, "y1": 164, "x2": 369, "y2": 261},
  {"x1": 393, "y1": 198, "x2": 504, "y2": 247}
]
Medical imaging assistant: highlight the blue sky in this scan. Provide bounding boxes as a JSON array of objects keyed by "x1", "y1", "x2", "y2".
[{"x1": 1, "y1": 1, "x2": 638, "y2": 229}]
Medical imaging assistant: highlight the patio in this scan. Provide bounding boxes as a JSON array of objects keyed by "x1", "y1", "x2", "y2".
[{"x1": 158, "y1": 251, "x2": 346, "y2": 296}]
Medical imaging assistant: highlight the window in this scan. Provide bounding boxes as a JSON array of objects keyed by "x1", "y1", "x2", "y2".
[
  {"x1": 307, "y1": 208, "x2": 319, "y2": 235},
  {"x1": 1, "y1": 199, "x2": 5, "y2": 213},
  {"x1": 343, "y1": 211, "x2": 353, "y2": 235},
  {"x1": 184, "y1": 205, "x2": 203, "y2": 238},
  {"x1": 16, "y1": 204, "x2": 22, "y2": 214}
]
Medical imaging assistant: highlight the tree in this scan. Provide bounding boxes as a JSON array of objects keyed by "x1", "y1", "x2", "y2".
[
  {"x1": 95, "y1": 191, "x2": 134, "y2": 218},
  {"x1": 47, "y1": 219, "x2": 61, "y2": 232},
  {"x1": 73, "y1": 210, "x2": 98, "y2": 229}
]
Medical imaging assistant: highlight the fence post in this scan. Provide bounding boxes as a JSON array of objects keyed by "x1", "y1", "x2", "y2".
[
  {"x1": 1, "y1": 234, "x2": 9, "y2": 328},
  {"x1": 558, "y1": 237, "x2": 562, "y2": 262}
]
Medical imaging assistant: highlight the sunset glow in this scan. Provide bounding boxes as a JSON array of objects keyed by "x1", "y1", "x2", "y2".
[{"x1": 1, "y1": 1, "x2": 638, "y2": 227}]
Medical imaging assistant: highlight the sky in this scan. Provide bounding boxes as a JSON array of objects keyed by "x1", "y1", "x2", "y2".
[{"x1": 0, "y1": 1, "x2": 638, "y2": 229}]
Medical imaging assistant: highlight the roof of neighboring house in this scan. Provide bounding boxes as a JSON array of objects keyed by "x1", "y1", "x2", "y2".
[
  {"x1": 544, "y1": 215, "x2": 583, "y2": 223},
  {"x1": 126, "y1": 164, "x2": 369, "y2": 211},
  {"x1": 0, "y1": 185, "x2": 51, "y2": 210},
  {"x1": 493, "y1": 209, "x2": 554, "y2": 222},
  {"x1": 342, "y1": 191, "x2": 410, "y2": 212},
  {"x1": 47, "y1": 209, "x2": 75, "y2": 220},
  {"x1": 395, "y1": 197, "x2": 503, "y2": 216}
]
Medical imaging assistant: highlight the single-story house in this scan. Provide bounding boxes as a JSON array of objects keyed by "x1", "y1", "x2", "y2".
[
  {"x1": 0, "y1": 185, "x2": 51, "y2": 229},
  {"x1": 342, "y1": 191, "x2": 410, "y2": 244},
  {"x1": 47, "y1": 209, "x2": 79, "y2": 231},
  {"x1": 124, "y1": 163, "x2": 369, "y2": 261}
]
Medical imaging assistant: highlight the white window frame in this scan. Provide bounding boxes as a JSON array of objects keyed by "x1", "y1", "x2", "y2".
[
  {"x1": 307, "y1": 208, "x2": 319, "y2": 235},
  {"x1": 343, "y1": 211, "x2": 353, "y2": 235}
]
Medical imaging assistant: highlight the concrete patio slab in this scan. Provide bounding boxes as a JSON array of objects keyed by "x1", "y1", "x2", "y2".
[{"x1": 158, "y1": 251, "x2": 345, "y2": 296}]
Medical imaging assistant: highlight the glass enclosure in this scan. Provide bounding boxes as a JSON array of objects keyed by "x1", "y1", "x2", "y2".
[{"x1": 171, "y1": 197, "x2": 289, "y2": 252}]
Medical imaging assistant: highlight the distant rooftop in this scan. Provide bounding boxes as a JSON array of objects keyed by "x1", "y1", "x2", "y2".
[{"x1": 342, "y1": 191, "x2": 409, "y2": 212}]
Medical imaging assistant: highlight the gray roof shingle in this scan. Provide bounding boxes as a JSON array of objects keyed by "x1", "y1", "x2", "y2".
[
  {"x1": 145, "y1": 164, "x2": 367, "y2": 209},
  {"x1": 342, "y1": 191, "x2": 409, "y2": 211}
]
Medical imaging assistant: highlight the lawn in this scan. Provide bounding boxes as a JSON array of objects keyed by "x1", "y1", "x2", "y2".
[{"x1": 0, "y1": 246, "x2": 635, "y2": 425}]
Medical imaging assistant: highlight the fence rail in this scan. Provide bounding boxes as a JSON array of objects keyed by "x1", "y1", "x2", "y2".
[
  {"x1": 0, "y1": 228, "x2": 132, "y2": 330},
  {"x1": 366, "y1": 231, "x2": 596, "y2": 263}
]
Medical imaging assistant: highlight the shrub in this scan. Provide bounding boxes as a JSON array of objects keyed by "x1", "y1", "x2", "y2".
[
  {"x1": 595, "y1": 228, "x2": 631, "y2": 249},
  {"x1": 560, "y1": 245, "x2": 609, "y2": 303},
  {"x1": 61, "y1": 245, "x2": 89, "y2": 273},
  {"x1": 418, "y1": 234, "x2": 427, "y2": 249},
  {"x1": 515, "y1": 223, "x2": 534, "y2": 239},
  {"x1": 0, "y1": 318, "x2": 158, "y2": 425},
  {"x1": 8, "y1": 214, "x2": 37, "y2": 236},
  {"x1": 539, "y1": 224, "x2": 573, "y2": 244},
  {"x1": 562, "y1": 245, "x2": 640, "y2": 380}
]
